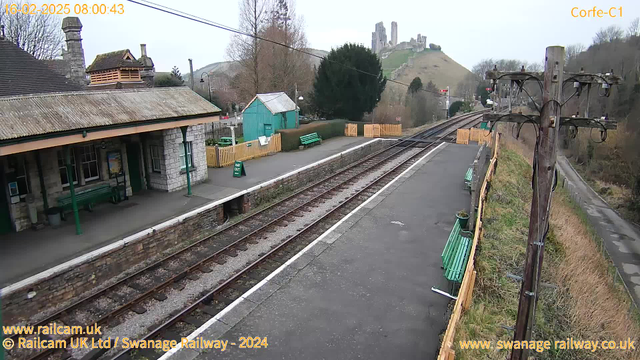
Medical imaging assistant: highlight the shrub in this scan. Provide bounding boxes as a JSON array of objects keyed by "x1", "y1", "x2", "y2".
[{"x1": 277, "y1": 120, "x2": 346, "y2": 151}]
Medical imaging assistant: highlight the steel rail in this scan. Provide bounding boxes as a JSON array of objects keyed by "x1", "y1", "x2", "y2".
[
  {"x1": 109, "y1": 113, "x2": 485, "y2": 360},
  {"x1": 10, "y1": 111, "x2": 483, "y2": 360}
]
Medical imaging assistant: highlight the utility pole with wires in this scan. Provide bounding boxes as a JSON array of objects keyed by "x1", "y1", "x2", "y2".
[
  {"x1": 483, "y1": 46, "x2": 621, "y2": 360},
  {"x1": 510, "y1": 46, "x2": 563, "y2": 360}
]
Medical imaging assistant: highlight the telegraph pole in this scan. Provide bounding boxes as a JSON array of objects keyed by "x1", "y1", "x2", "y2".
[
  {"x1": 484, "y1": 48, "x2": 619, "y2": 360},
  {"x1": 510, "y1": 46, "x2": 564, "y2": 360}
]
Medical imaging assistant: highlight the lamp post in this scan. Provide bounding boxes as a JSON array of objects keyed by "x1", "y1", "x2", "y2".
[
  {"x1": 200, "y1": 72, "x2": 211, "y2": 102},
  {"x1": 295, "y1": 95, "x2": 304, "y2": 129}
]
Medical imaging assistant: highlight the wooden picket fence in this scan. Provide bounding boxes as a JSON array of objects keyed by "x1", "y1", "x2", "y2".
[
  {"x1": 437, "y1": 132, "x2": 500, "y2": 360},
  {"x1": 206, "y1": 133, "x2": 281, "y2": 167},
  {"x1": 345, "y1": 123, "x2": 358, "y2": 137},
  {"x1": 363, "y1": 124, "x2": 402, "y2": 138}
]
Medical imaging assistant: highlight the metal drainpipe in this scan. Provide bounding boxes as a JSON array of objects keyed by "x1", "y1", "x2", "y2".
[
  {"x1": 64, "y1": 146, "x2": 82, "y2": 235},
  {"x1": 181, "y1": 126, "x2": 192, "y2": 196}
]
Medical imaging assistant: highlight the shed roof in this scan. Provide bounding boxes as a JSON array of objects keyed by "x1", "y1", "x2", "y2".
[
  {"x1": 86, "y1": 49, "x2": 144, "y2": 72},
  {"x1": 0, "y1": 87, "x2": 221, "y2": 142},
  {"x1": 0, "y1": 40, "x2": 83, "y2": 97},
  {"x1": 244, "y1": 92, "x2": 297, "y2": 115}
]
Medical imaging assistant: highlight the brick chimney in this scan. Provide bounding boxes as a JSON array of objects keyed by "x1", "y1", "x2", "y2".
[
  {"x1": 61, "y1": 17, "x2": 87, "y2": 85},
  {"x1": 138, "y1": 43, "x2": 155, "y2": 87}
]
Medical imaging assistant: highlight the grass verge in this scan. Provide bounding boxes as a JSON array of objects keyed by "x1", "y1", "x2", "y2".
[{"x1": 453, "y1": 139, "x2": 640, "y2": 360}]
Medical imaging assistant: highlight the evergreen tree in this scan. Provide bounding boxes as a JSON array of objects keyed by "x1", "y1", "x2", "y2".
[
  {"x1": 408, "y1": 77, "x2": 423, "y2": 95},
  {"x1": 170, "y1": 66, "x2": 183, "y2": 83},
  {"x1": 313, "y1": 43, "x2": 386, "y2": 121}
]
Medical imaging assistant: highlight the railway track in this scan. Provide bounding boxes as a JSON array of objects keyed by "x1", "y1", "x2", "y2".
[{"x1": 5, "y1": 111, "x2": 484, "y2": 360}]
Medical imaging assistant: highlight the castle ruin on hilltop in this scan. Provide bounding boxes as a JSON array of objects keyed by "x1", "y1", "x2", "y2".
[{"x1": 371, "y1": 21, "x2": 427, "y2": 54}]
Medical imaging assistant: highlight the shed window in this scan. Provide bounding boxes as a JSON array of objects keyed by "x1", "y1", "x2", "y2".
[
  {"x1": 179, "y1": 142, "x2": 193, "y2": 170},
  {"x1": 150, "y1": 145, "x2": 162, "y2": 173}
]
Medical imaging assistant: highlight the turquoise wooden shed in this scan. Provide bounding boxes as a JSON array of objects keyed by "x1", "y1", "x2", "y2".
[{"x1": 242, "y1": 92, "x2": 297, "y2": 141}]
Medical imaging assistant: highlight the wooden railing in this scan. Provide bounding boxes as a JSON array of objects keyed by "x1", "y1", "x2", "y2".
[
  {"x1": 206, "y1": 133, "x2": 281, "y2": 167},
  {"x1": 363, "y1": 124, "x2": 402, "y2": 138},
  {"x1": 438, "y1": 132, "x2": 500, "y2": 360}
]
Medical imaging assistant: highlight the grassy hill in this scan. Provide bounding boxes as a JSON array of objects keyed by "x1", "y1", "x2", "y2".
[
  {"x1": 381, "y1": 49, "x2": 414, "y2": 77},
  {"x1": 382, "y1": 49, "x2": 472, "y2": 91}
]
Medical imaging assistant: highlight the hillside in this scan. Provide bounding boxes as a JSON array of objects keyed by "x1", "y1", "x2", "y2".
[
  {"x1": 186, "y1": 48, "x2": 328, "y2": 86},
  {"x1": 382, "y1": 48, "x2": 472, "y2": 91}
]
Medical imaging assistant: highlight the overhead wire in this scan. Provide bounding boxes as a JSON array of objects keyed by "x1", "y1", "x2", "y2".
[{"x1": 126, "y1": 0, "x2": 445, "y2": 96}]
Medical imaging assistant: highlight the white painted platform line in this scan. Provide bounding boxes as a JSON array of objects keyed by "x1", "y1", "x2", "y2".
[
  {"x1": 1, "y1": 138, "x2": 388, "y2": 297},
  {"x1": 158, "y1": 142, "x2": 447, "y2": 360}
]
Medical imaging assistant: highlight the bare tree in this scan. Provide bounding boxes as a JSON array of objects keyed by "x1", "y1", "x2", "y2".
[
  {"x1": 627, "y1": 17, "x2": 640, "y2": 38},
  {"x1": 565, "y1": 43, "x2": 585, "y2": 66},
  {"x1": 0, "y1": 0, "x2": 63, "y2": 59},
  {"x1": 525, "y1": 62, "x2": 543, "y2": 72},
  {"x1": 472, "y1": 58, "x2": 494, "y2": 79},
  {"x1": 260, "y1": 0, "x2": 312, "y2": 98},
  {"x1": 456, "y1": 73, "x2": 479, "y2": 101},
  {"x1": 226, "y1": 0, "x2": 269, "y2": 101},
  {"x1": 593, "y1": 25, "x2": 624, "y2": 44}
]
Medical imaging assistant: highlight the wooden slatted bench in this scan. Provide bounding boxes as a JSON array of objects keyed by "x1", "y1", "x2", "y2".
[
  {"x1": 464, "y1": 167, "x2": 473, "y2": 190},
  {"x1": 300, "y1": 132, "x2": 322, "y2": 147},
  {"x1": 441, "y1": 219, "x2": 472, "y2": 284},
  {"x1": 57, "y1": 184, "x2": 115, "y2": 220}
]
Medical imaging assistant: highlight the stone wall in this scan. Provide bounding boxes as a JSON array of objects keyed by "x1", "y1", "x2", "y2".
[
  {"x1": 243, "y1": 139, "x2": 391, "y2": 211},
  {"x1": 163, "y1": 125, "x2": 208, "y2": 192},
  {"x1": 2, "y1": 203, "x2": 224, "y2": 324}
]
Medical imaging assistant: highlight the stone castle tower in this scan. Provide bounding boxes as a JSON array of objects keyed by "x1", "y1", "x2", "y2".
[
  {"x1": 391, "y1": 21, "x2": 398, "y2": 47},
  {"x1": 61, "y1": 17, "x2": 87, "y2": 85},
  {"x1": 371, "y1": 22, "x2": 388, "y2": 54}
]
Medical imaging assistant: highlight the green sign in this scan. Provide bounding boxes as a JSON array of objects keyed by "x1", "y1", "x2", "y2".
[{"x1": 233, "y1": 161, "x2": 246, "y2": 177}]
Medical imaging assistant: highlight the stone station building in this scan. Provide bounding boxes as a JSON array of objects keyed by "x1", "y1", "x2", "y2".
[{"x1": 0, "y1": 88, "x2": 220, "y2": 234}]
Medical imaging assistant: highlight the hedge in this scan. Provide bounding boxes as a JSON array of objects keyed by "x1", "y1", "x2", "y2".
[{"x1": 277, "y1": 120, "x2": 346, "y2": 151}]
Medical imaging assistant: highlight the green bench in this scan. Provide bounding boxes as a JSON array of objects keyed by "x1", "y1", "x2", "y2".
[
  {"x1": 57, "y1": 184, "x2": 115, "y2": 220},
  {"x1": 464, "y1": 167, "x2": 473, "y2": 190},
  {"x1": 441, "y1": 219, "x2": 472, "y2": 284},
  {"x1": 300, "y1": 132, "x2": 322, "y2": 147},
  {"x1": 218, "y1": 137, "x2": 234, "y2": 147}
]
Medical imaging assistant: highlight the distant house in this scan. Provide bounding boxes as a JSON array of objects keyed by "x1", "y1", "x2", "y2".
[
  {"x1": 242, "y1": 92, "x2": 297, "y2": 141},
  {"x1": 86, "y1": 49, "x2": 148, "y2": 89}
]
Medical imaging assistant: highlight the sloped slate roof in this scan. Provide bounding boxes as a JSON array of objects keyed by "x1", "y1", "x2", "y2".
[
  {"x1": 0, "y1": 40, "x2": 83, "y2": 97},
  {"x1": 86, "y1": 49, "x2": 144, "y2": 72},
  {"x1": 0, "y1": 87, "x2": 221, "y2": 142},
  {"x1": 244, "y1": 92, "x2": 297, "y2": 115}
]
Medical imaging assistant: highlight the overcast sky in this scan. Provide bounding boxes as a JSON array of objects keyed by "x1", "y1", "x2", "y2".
[{"x1": 52, "y1": 0, "x2": 640, "y2": 72}]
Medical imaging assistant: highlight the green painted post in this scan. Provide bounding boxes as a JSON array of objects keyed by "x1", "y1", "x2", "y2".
[
  {"x1": 181, "y1": 126, "x2": 192, "y2": 196},
  {"x1": 65, "y1": 146, "x2": 82, "y2": 235}
]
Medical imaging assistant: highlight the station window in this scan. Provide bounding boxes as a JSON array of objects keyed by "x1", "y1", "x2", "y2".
[
  {"x1": 150, "y1": 145, "x2": 163, "y2": 173},
  {"x1": 179, "y1": 142, "x2": 193, "y2": 170},
  {"x1": 57, "y1": 150, "x2": 78, "y2": 187},
  {"x1": 80, "y1": 145, "x2": 100, "y2": 181},
  {"x1": 7, "y1": 155, "x2": 30, "y2": 200}
]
